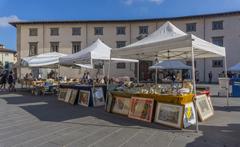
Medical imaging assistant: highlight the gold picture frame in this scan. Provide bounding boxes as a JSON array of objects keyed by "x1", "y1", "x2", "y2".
[
  {"x1": 154, "y1": 102, "x2": 184, "y2": 129},
  {"x1": 112, "y1": 96, "x2": 131, "y2": 116},
  {"x1": 65, "y1": 89, "x2": 72, "y2": 103},
  {"x1": 58, "y1": 88, "x2": 67, "y2": 101},
  {"x1": 195, "y1": 94, "x2": 214, "y2": 121},
  {"x1": 78, "y1": 90, "x2": 90, "y2": 107},
  {"x1": 69, "y1": 89, "x2": 78, "y2": 105}
]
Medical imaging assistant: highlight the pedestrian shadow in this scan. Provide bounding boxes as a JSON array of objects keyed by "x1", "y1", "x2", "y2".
[{"x1": 185, "y1": 123, "x2": 240, "y2": 147}]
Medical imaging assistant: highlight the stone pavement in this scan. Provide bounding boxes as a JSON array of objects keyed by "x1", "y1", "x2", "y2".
[{"x1": 0, "y1": 89, "x2": 239, "y2": 147}]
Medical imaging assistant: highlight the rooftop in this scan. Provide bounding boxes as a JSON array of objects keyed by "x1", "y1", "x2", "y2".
[
  {"x1": 0, "y1": 48, "x2": 16, "y2": 53},
  {"x1": 10, "y1": 10, "x2": 240, "y2": 27}
]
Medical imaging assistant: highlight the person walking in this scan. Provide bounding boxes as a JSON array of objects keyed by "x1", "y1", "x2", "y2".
[
  {"x1": 8, "y1": 71, "x2": 15, "y2": 92},
  {"x1": 208, "y1": 71, "x2": 213, "y2": 84},
  {"x1": 0, "y1": 72, "x2": 7, "y2": 89}
]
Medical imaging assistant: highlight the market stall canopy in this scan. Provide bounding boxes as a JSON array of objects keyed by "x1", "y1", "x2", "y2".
[
  {"x1": 228, "y1": 62, "x2": 240, "y2": 72},
  {"x1": 21, "y1": 52, "x2": 66, "y2": 67},
  {"x1": 59, "y1": 39, "x2": 138, "y2": 66},
  {"x1": 149, "y1": 60, "x2": 191, "y2": 70},
  {"x1": 111, "y1": 21, "x2": 226, "y2": 60}
]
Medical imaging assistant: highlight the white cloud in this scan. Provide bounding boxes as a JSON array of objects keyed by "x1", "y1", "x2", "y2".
[
  {"x1": 0, "y1": 15, "x2": 21, "y2": 27},
  {"x1": 122, "y1": 0, "x2": 165, "y2": 5}
]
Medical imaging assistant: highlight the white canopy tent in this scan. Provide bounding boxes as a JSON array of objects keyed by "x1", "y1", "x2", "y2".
[
  {"x1": 21, "y1": 52, "x2": 67, "y2": 67},
  {"x1": 229, "y1": 62, "x2": 240, "y2": 72},
  {"x1": 110, "y1": 21, "x2": 228, "y2": 132},
  {"x1": 149, "y1": 60, "x2": 191, "y2": 70}
]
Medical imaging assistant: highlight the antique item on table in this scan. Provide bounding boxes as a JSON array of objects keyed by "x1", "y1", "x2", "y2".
[
  {"x1": 92, "y1": 87, "x2": 105, "y2": 107},
  {"x1": 58, "y1": 88, "x2": 67, "y2": 101},
  {"x1": 106, "y1": 92, "x2": 113, "y2": 112},
  {"x1": 69, "y1": 89, "x2": 78, "y2": 105},
  {"x1": 78, "y1": 90, "x2": 90, "y2": 107},
  {"x1": 128, "y1": 97, "x2": 154, "y2": 122},
  {"x1": 183, "y1": 102, "x2": 196, "y2": 128},
  {"x1": 65, "y1": 89, "x2": 72, "y2": 102},
  {"x1": 112, "y1": 96, "x2": 131, "y2": 115},
  {"x1": 195, "y1": 94, "x2": 214, "y2": 121},
  {"x1": 154, "y1": 102, "x2": 183, "y2": 129}
]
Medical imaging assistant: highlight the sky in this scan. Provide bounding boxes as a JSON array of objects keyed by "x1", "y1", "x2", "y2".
[{"x1": 0, "y1": 0, "x2": 240, "y2": 50}]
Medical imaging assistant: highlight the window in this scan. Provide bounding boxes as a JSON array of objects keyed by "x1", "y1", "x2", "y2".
[
  {"x1": 116, "y1": 27, "x2": 126, "y2": 35},
  {"x1": 139, "y1": 26, "x2": 148, "y2": 34},
  {"x1": 72, "y1": 42, "x2": 81, "y2": 53},
  {"x1": 50, "y1": 28, "x2": 59, "y2": 36},
  {"x1": 212, "y1": 21, "x2": 223, "y2": 30},
  {"x1": 116, "y1": 41, "x2": 126, "y2": 48},
  {"x1": 186, "y1": 23, "x2": 196, "y2": 32},
  {"x1": 212, "y1": 60, "x2": 223, "y2": 68},
  {"x1": 5, "y1": 53, "x2": 9, "y2": 56},
  {"x1": 212, "y1": 36, "x2": 224, "y2": 46},
  {"x1": 94, "y1": 27, "x2": 103, "y2": 35},
  {"x1": 29, "y1": 42, "x2": 38, "y2": 56},
  {"x1": 116, "y1": 63, "x2": 126, "y2": 69},
  {"x1": 50, "y1": 42, "x2": 59, "y2": 52},
  {"x1": 186, "y1": 60, "x2": 196, "y2": 68},
  {"x1": 72, "y1": 27, "x2": 81, "y2": 36},
  {"x1": 29, "y1": 28, "x2": 38, "y2": 36}
]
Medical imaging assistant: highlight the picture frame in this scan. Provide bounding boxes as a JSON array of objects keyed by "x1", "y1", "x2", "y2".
[
  {"x1": 65, "y1": 89, "x2": 72, "y2": 103},
  {"x1": 58, "y1": 88, "x2": 67, "y2": 101},
  {"x1": 195, "y1": 94, "x2": 214, "y2": 121},
  {"x1": 78, "y1": 90, "x2": 90, "y2": 107},
  {"x1": 183, "y1": 102, "x2": 196, "y2": 128},
  {"x1": 69, "y1": 89, "x2": 78, "y2": 105},
  {"x1": 154, "y1": 102, "x2": 183, "y2": 129},
  {"x1": 92, "y1": 87, "x2": 105, "y2": 107},
  {"x1": 112, "y1": 96, "x2": 131, "y2": 115},
  {"x1": 128, "y1": 97, "x2": 154, "y2": 122},
  {"x1": 207, "y1": 96, "x2": 214, "y2": 111}
]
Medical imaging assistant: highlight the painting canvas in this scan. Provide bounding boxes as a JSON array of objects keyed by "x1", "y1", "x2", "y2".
[
  {"x1": 154, "y1": 102, "x2": 183, "y2": 128},
  {"x1": 128, "y1": 97, "x2": 154, "y2": 122},
  {"x1": 112, "y1": 96, "x2": 131, "y2": 115},
  {"x1": 183, "y1": 102, "x2": 196, "y2": 128},
  {"x1": 69, "y1": 89, "x2": 78, "y2": 105},
  {"x1": 196, "y1": 95, "x2": 214, "y2": 121},
  {"x1": 78, "y1": 90, "x2": 90, "y2": 107},
  {"x1": 65, "y1": 89, "x2": 72, "y2": 103},
  {"x1": 58, "y1": 88, "x2": 67, "y2": 101},
  {"x1": 92, "y1": 87, "x2": 105, "y2": 107},
  {"x1": 207, "y1": 96, "x2": 214, "y2": 111}
]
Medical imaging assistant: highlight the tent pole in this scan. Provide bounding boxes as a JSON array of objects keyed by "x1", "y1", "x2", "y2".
[
  {"x1": 224, "y1": 56, "x2": 229, "y2": 107},
  {"x1": 107, "y1": 58, "x2": 112, "y2": 90},
  {"x1": 103, "y1": 61, "x2": 105, "y2": 77},
  {"x1": 155, "y1": 68, "x2": 157, "y2": 85},
  {"x1": 191, "y1": 46, "x2": 199, "y2": 133}
]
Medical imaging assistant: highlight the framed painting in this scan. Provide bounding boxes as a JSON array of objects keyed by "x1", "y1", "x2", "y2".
[
  {"x1": 65, "y1": 89, "x2": 72, "y2": 103},
  {"x1": 92, "y1": 87, "x2": 105, "y2": 107},
  {"x1": 183, "y1": 102, "x2": 196, "y2": 128},
  {"x1": 154, "y1": 102, "x2": 183, "y2": 129},
  {"x1": 69, "y1": 89, "x2": 78, "y2": 105},
  {"x1": 78, "y1": 90, "x2": 90, "y2": 107},
  {"x1": 112, "y1": 96, "x2": 131, "y2": 115},
  {"x1": 58, "y1": 88, "x2": 67, "y2": 101},
  {"x1": 195, "y1": 94, "x2": 214, "y2": 121},
  {"x1": 128, "y1": 97, "x2": 154, "y2": 122},
  {"x1": 207, "y1": 96, "x2": 214, "y2": 111}
]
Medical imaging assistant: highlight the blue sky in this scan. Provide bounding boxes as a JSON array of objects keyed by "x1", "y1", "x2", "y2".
[{"x1": 0, "y1": 0, "x2": 240, "y2": 50}]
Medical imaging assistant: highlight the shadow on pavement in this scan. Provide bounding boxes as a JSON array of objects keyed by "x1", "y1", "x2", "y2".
[
  {"x1": 186, "y1": 123, "x2": 240, "y2": 147},
  {"x1": 0, "y1": 91, "x2": 181, "y2": 131}
]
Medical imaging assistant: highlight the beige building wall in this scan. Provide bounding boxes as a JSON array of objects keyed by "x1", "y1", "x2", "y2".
[{"x1": 14, "y1": 12, "x2": 240, "y2": 82}]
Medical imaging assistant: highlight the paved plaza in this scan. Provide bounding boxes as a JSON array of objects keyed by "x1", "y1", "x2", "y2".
[{"x1": 0, "y1": 86, "x2": 239, "y2": 147}]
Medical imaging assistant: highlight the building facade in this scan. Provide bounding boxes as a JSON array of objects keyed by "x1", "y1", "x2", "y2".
[
  {"x1": 10, "y1": 11, "x2": 240, "y2": 82},
  {"x1": 0, "y1": 44, "x2": 17, "y2": 71}
]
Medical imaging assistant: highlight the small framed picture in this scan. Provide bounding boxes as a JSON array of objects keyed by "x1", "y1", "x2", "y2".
[
  {"x1": 154, "y1": 102, "x2": 183, "y2": 129},
  {"x1": 112, "y1": 96, "x2": 131, "y2": 116},
  {"x1": 195, "y1": 94, "x2": 214, "y2": 121},
  {"x1": 92, "y1": 87, "x2": 105, "y2": 107},
  {"x1": 183, "y1": 102, "x2": 196, "y2": 128},
  {"x1": 128, "y1": 97, "x2": 154, "y2": 122},
  {"x1": 78, "y1": 90, "x2": 90, "y2": 107},
  {"x1": 207, "y1": 96, "x2": 214, "y2": 111},
  {"x1": 69, "y1": 89, "x2": 78, "y2": 105},
  {"x1": 58, "y1": 88, "x2": 67, "y2": 101},
  {"x1": 65, "y1": 89, "x2": 72, "y2": 103}
]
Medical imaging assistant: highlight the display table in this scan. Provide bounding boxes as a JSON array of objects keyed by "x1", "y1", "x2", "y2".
[
  {"x1": 106, "y1": 91, "x2": 213, "y2": 129},
  {"x1": 59, "y1": 84, "x2": 107, "y2": 107}
]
